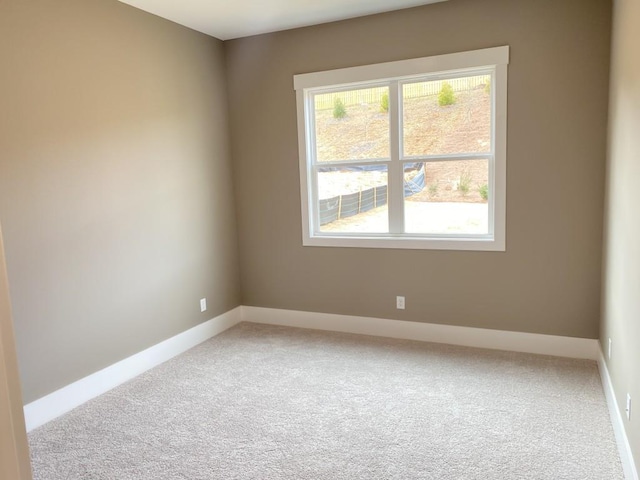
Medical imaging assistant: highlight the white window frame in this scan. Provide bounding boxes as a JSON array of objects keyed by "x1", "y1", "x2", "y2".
[{"x1": 294, "y1": 46, "x2": 509, "y2": 251}]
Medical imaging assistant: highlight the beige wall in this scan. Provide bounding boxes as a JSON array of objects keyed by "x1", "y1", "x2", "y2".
[
  {"x1": 0, "y1": 225, "x2": 32, "y2": 480},
  {"x1": 0, "y1": 0, "x2": 617, "y2": 425},
  {"x1": 226, "y1": 0, "x2": 612, "y2": 338},
  {"x1": 601, "y1": 0, "x2": 640, "y2": 471},
  {"x1": 0, "y1": 0, "x2": 240, "y2": 403}
]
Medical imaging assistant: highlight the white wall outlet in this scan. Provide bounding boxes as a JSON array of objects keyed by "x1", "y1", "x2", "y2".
[
  {"x1": 200, "y1": 298, "x2": 207, "y2": 312},
  {"x1": 626, "y1": 394, "x2": 631, "y2": 421},
  {"x1": 396, "y1": 296, "x2": 405, "y2": 310},
  {"x1": 608, "y1": 337, "x2": 612, "y2": 360}
]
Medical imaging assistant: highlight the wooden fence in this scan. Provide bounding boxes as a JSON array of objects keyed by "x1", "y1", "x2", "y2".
[{"x1": 314, "y1": 75, "x2": 489, "y2": 111}]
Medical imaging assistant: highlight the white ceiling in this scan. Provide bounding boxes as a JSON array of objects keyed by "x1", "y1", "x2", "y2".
[{"x1": 118, "y1": 0, "x2": 447, "y2": 41}]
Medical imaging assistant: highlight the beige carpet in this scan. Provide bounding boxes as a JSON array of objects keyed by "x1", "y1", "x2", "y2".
[{"x1": 29, "y1": 322, "x2": 623, "y2": 479}]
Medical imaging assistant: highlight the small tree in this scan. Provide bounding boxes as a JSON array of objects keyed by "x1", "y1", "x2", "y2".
[
  {"x1": 380, "y1": 92, "x2": 389, "y2": 113},
  {"x1": 438, "y1": 82, "x2": 456, "y2": 106},
  {"x1": 333, "y1": 97, "x2": 347, "y2": 119},
  {"x1": 479, "y1": 184, "x2": 489, "y2": 201}
]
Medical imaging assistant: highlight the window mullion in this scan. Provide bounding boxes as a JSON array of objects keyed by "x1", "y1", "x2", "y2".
[
  {"x1": 404, "y1": 152, "x2": 493, "y2": 163},
  {"x1": 388, "y1": 81, "x2": 404, "y2": 234}
]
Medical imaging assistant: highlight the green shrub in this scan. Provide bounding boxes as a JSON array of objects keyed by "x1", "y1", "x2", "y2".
[
  {"x1": 380, "y1": 93, "x2": 389, "y2": 113},
  {"x1": 333, "y1": 97, "x2": 347, "y2": 119},
  {"x1": 438, "y1": 82, "x2": 456, "y2": 106},
  {"x1": 458, "y1": 169, "x2": 472, "y2": 196},
  {"x1": 428, "y1": 183, "x2": 438, "y2": 198},
  {"x1": 484, "y1": 79, "x2": 491, "y2": 95},
  {"x1": 479, "y1": 184, "x2": 489, "y2": 201}
]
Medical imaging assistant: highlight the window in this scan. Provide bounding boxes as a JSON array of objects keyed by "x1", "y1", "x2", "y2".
[{"x1": 294, "y1": 46, "x2": 509, "y2": 251}]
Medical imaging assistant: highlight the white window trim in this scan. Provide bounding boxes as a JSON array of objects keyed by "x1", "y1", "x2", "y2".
[{"x1": 294, "y1": 46, "x2": 509, "y2": 251}]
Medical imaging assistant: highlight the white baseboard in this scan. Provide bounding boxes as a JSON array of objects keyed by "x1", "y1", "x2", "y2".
[
  {"x1": 23, "y1": 304, "x2": 631, "y2": 475},
  {"x1": 23, "y1": 305, "x2": 602, "y2": 434},
  {"x1": 241, "y1": 306, "x2": 600, "y2": 360},
  {"x1": 23, "y1": 307, "x2": 242, "y2": 432},
  {"x1": 598, "y1": 352, "x2": 639, "y2": 480}
]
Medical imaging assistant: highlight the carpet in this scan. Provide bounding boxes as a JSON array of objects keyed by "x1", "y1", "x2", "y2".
[{"x1": 29, "y1": 322, "x2": 623, "y2": 479}]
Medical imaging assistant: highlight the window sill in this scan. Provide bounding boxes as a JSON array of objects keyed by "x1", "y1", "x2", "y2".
[{"x1": 303, "y1": 234, "x2": 505, "y2": 251}]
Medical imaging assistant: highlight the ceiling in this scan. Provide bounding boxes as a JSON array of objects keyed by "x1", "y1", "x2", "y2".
[{"x1": 118, "y1": 0, "x2": 448, "y2": 41}]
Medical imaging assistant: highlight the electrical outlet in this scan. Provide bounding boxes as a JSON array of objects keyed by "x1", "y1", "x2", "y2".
[
  {"x1": 626, "y1": 394, "x2": 631, "y2": 421},
  {"x1": 396, "y1": 296, "x2": 405, "y2": 310},
  {"x1": 608, "y1": 338, "x2": 612, "y2": 360},
  {"x1": 200, "y1": 298, "x2": 207, "y2": 312}
]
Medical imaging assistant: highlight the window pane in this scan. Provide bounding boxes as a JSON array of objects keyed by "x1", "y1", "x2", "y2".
[
  {"x1": 402, "y1": 75, "x2": 491, "y2": 157},
  {"x1": 317, "y1": 166, "x2": 388, "y2": 233},
  {"x1": 314, "y1": 87, "x2": 390, "y2": 162},
  {"x1": 404, "y1": 160, "x2": 489, "y2": 234}
]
